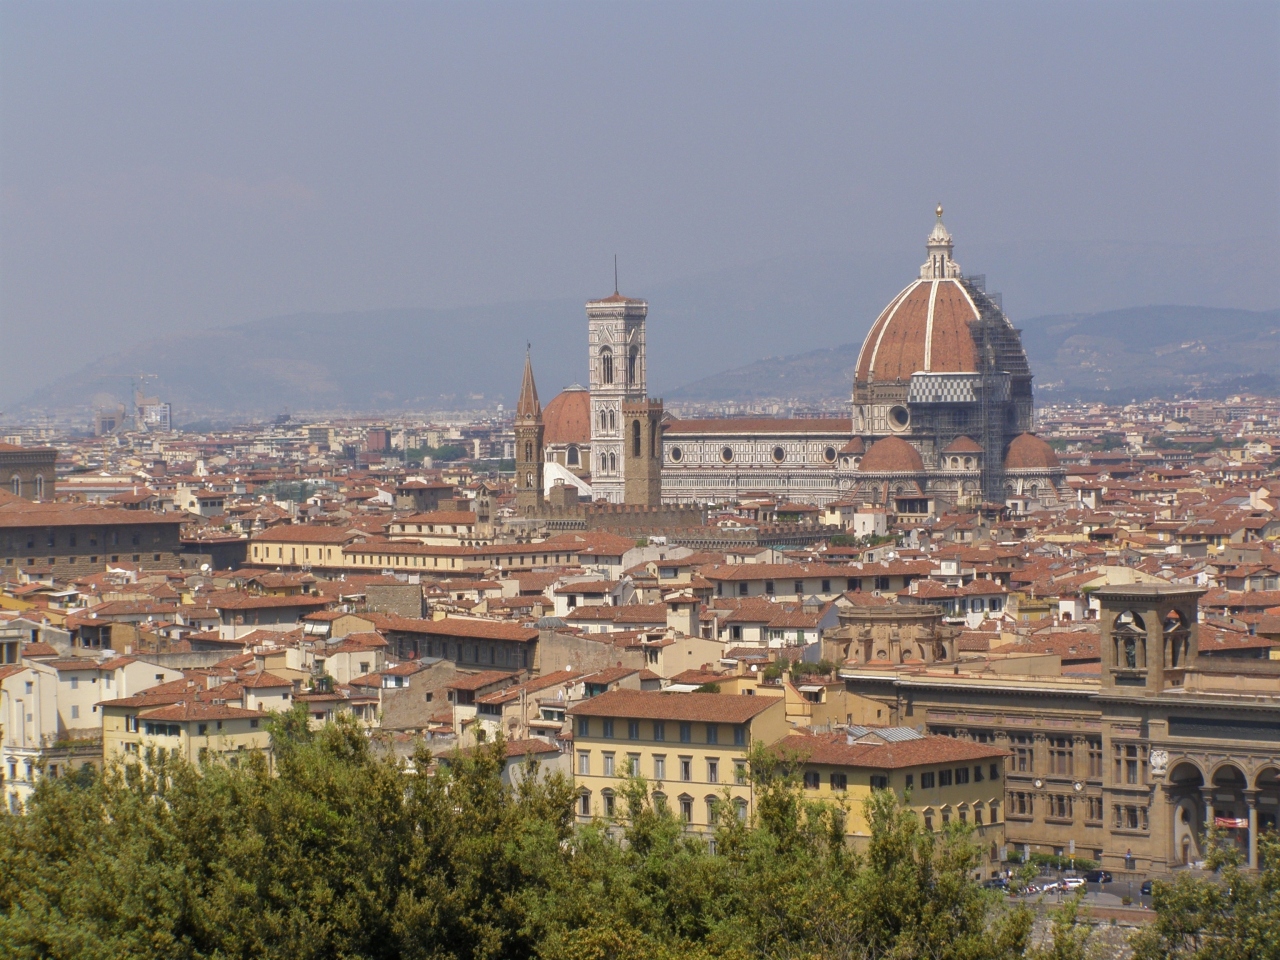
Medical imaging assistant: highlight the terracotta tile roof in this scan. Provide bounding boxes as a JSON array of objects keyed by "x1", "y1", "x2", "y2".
[
  {"x1": 205, "y1": 591, "x2": 331, "y2": 611},
  {"x1": 664, "y1": 418, "x2": 850, "y2": 436},
  {"x1": 370, "y1": 614, "x2": 537, "y2": 643},
  {"x1": 446, "y1": 670, "x2": 519, "y2": 691},
  {"x1": 248, "y1": 525, "x2": 362, "y2": 544},
  {"x1": 779, "y1": 730, "x2": 1007, "y2": 769}
]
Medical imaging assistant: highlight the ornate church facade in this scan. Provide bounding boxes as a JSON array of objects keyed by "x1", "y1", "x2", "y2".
[{"x1": 534, "y1": 209, "x2": 1068, "y2": 513}]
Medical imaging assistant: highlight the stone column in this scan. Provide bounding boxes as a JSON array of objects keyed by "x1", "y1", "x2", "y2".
[
  {"x1": 1246, "y1": 790, "x2": 1259, "y2": 870},
  {"x1": 1201, "y1": 788, "x2": 1215, "y2": 830}
]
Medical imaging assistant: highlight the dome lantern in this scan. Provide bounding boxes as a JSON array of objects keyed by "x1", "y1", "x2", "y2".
[{"x1": 920, "y1": 204, "x2": 961, "y2": 280}]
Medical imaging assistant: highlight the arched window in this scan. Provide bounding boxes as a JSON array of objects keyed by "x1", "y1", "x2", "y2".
[
  {"x1": 567, "y1": 445, "x2": 579, "y2": 467},
  {"x1": 599, "y1": 411, "x2": 607, "y2": 431},
  {"x1": 10, "y1": 476, "x2": 20, "y2": 496},
  {"x1": 632, "y1": 420, "x2": 641, "y2": 457},
  {"x1": 524, "y1": 441, "x2": 533, "y2": 463},
  {"x1": 525, "y1": 472, "x2": 534, "y2": 489},
  {"x1": 33, "y1": 476, "x2": 44, "y2": 499},
  {"x1": 608, "y1": 410, "x2": 616, "y2": 431},
  {"x1": 608, "y1": 452, "x2": 616, "y2": 474},
  {"x1": 600, "y1": 347, "x2": 613, "y2": 385},
  {"x1": 628, "y1": 346, "x2": 638, "y2": 385}
]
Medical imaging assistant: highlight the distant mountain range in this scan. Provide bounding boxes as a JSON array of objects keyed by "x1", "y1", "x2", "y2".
[
  {"x1": 17, "y1": 236, "x2": 1277, "y2": 420},
  {"x1": 671, "y1": 305, "x2": 1280, "y2": 404}
]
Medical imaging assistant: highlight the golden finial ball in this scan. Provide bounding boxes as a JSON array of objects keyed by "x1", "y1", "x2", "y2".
[{"x1": 936, "y1": 204, "x2": 944, "y2": 219}]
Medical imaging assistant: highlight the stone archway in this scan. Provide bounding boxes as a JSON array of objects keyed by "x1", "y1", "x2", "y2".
[
  {"x1": 1210, "y1": 763, "x2": 1251, "y2": 861},
  {"x1": 1256, "y1": 766, "x2": 1280, "y2": 838},
  {"x1": 1167, "y1": 760, "x2": 1205, "y2": 866}
]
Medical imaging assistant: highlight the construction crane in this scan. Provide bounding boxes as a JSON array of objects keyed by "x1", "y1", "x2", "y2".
[{"x1": 93, "y1": 373, "x2": 159, "y2": 432}]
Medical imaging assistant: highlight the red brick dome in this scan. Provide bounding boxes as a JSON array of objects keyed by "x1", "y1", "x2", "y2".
[
  {"x1": 543, "y1": 387, "x2": 591, "y2": 445},
  {"x1": 941, "y1": 435, "x2": 983, "y2": 455},
  {"x1": 858, "y1": 436, "x2": 925, "y2": 473},
  {"x1": 854, "y1": 278, "x2": 980, "y2": 383},
  {"x1": 1004, "y1": 433, "x2": 1060, "y2": 471}
]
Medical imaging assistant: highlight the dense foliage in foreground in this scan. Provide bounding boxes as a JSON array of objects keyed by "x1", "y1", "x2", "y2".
[{"x1": 0, "y1": 709, "x2": 1273, "y2": 960}]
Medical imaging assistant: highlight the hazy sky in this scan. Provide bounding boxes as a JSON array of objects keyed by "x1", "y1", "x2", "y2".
[{"x1": 2, "y1": 0, "x2": 1277, "y2": 405}]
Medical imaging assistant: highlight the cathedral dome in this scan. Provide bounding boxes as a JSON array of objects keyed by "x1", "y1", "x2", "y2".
[
  {"x1": 858, "y1": 436, "x2": 925, "y2": 473},
  {"x1": 1005, "y1": 433, "x2": 1060, "y2": 471},
  {"x1": 543, "y1": 386, "x2": 591, "y2": 445},
  {"x1": 854, "y1": 208, "x2": 988, "y2": 384},
  {"x1": 854, "y1": 278, "x2": 980, "y2": 383}
]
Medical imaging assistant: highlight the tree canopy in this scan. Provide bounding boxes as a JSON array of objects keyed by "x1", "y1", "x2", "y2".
[{"x1": 3, "y1": 709, "x2": 1273, "y2": 960}]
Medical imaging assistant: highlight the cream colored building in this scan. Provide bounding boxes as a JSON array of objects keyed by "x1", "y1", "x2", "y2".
[
  {"x1": 780, "y1": 727, "x2": 1007, "y2": 872},
  {"x1": 568, "y1": 689, "x2": 788, "y2": 830},
  {"x1": 101, "y1": 697, "x2": 271, "y2": 768}
]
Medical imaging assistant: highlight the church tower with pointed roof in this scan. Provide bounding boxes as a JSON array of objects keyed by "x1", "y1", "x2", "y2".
[{"x1": 514, "y1": 349, "x2": 545, "y2": 511}]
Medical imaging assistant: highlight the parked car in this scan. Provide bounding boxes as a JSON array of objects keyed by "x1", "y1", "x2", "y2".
[
  {"x1": 1083, "y1": 870, "x2": 1113, "y2": 883},
  {"x1": 1062, "y1": 876, "x2": 1086, "y2": 891},
  {"x1": 1140, "y1": 880, "x2": 1153, "y2": 896},
  {"x1": 982, "y1": 878, "x2": 1009, "y2": 890}
]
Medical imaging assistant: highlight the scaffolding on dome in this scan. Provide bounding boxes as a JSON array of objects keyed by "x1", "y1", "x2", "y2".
[{"x1": 962, "y1": 277, "x2": 1024, "y2": 504}]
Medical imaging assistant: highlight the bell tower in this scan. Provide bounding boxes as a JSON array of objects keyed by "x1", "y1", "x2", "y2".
[
  {"x1": 1094, "y1": 583, "x2": 1203, "y2": 693},
  {"x1": 587, "y1": 287, "x2": 648, "y2": 504},
  {"x1": 622, "y1": 398, "x2": 663, "y2": 507},
  {"x1": 514, "y1": 349, "x2": 545, "y2": 512}
]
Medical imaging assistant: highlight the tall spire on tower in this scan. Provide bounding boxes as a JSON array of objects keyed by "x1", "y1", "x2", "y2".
[{"x1": 516, "y1": 347, "x2": 541, "y2": 420}]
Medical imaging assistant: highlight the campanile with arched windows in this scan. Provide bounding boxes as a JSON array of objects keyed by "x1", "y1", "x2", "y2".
[
  {"x1": 587, "y1": 288, "x2": 649, "y2": 504},
  {"x1": 514, "y1": 349, "x2": 545, "y2": 512}
]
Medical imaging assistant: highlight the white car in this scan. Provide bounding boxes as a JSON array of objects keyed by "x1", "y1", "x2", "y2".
[{"x1": 1062, "y1": 877, "x2": 1086, "y2": 891}]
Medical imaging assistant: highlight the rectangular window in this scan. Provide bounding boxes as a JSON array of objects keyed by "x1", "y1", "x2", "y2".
[
  {"x1": 870, "y1": 775, "x2": 888, "y2": 790},
  {"x1": 680, "y1": 757, "x2": 692, "y2": 781},
  {"x1": 765, "y1": 580, "x2": 775, "y2": 595},
  {"x1": 707, "y1": 759, "x2": 718, "y2": 784},
  {"x1": 70, "y1": 705, "x2": 79, "y2": 719},
  {"x1": 989, "y1": 763, "x2": 1000, "y2": 781},
  {"x1": 680, "y1": 797, "x2": 693, "y2": 822},
  {"x1": 602, "y1": 719, "x2": 614, "y2": 739},
  {"x1": 653, "y1": 721, "x2": 665, "y2": 741},
  {"x1": 821, "y1": 579, "x2": 831, "y2": 593},
  {"x1": 831, "y1": 773, "x2": 847, "y2": 791},
  {"x1": 733, "y1": 725, "x2": 746, "y2": 746},
  {"x1": 70, "y1": 677, "x2": 79, "y2": 690},
  {"x1": 603, "y1": 792, "x2": 615, "y2": 817},
  {"x1": 738, "y1": 583, "x2": 748, "y2": 596},
  {"x1": 921, "y1": 771, "x2": 935, "y2": 789},
  {"x1": 803, "y1": 770, "x2": 820, "y2": 789},
  {"x1": 580, "y1": 793, "x2": 591, "y2": 816},
  {"x1": 905, "y1": 774, "x2": 914, "y2": 790},
  {"x1": 938, "y1": 769, "x2": 953, "y2": 787},
  {"x1": 1012, "y1": 735, "x2": 1034, "y2": 773},
  {"x1": 955, "y1": 767, "x2": 969, "y2": 785},
  {"x1": 735, "y1": 760, "x2": 747, "y2": 784},
  {"x1": 1087, "y1": 739, "x2": 1103, "y2": 778},
  {"x1": 706, "y1": 724, "x2": 718, "y2": 745},
  {"x1": 680, "y1": 722, "x2": 692, "y2": 743},
  {"x1": 578, "y1": 751, "x2": 590, "y2": 776},
  {"x1": 653, "y1": 755, "x2": 666, "y2": 780},
  {"x1": 794, "y1": 581, "x2": 804, "y2": 595},
  {"x1": 577, "y1": 716, "x2": 590, "y2": 737},
  {"x1": 626, "y1": 754, "x2": 639, "y2": 776},
  {"x1": 628, "y1": 720, "x2": 640, "y2": 740},
  {"x1": 603, "y1": 753, "x2": 615, "y2": 777},
  {"x1": 974, "y1": 765, "x2": 983, "y2": 782},
  {"x1": 1050, "y1": 737, "x2": 1074, "y2": 776}
]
